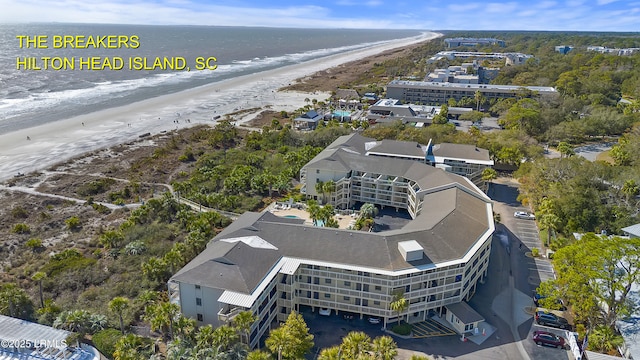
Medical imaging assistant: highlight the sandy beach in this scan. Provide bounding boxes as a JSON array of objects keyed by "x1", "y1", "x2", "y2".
[{"x1": 0, "y1": 32, "x2": 440, "y2": 182}]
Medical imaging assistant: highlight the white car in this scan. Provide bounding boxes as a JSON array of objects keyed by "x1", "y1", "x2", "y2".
[
  {"x1": 319, "y1": 308, "x2": 331, "y2": 316},
  {"x1": 368, "y1": 317, "x2": 381, "y2": 324},
  {"x1": 514, "y1": 211, "x2": 535, "y2": 220}
]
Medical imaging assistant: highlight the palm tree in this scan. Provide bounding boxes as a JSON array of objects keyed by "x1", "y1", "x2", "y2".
[
  {"x1": 109, "y1": 297, "x2": 130, "y2": 334},
  {"x1": 341, "y1": 331, "x2": 372, "y2": 359},
  {"x1": 322, "y1": 180, "x2": 336, "y2": 204},
  {"x1": 212, "y1": 324, "x2": 238, "y2": 352},
  {"x1": 389, "y1": 293, "x2": 408, "y2": 326},
  {"x1": 372, "y1": 335, "x2": 397, "y2": 360},
  {"x1": 233, "y1": 310, "x2": 257, "y2": 345},
  {"x1": 359, "y1": 203, "x2": 378, "y2": 219},
  {"x1": 224, "y1": 342, "x2": 249, "y2": 360},
  {"x1": 539, "y1": 213, "x2": 561, "y2": 247},
  {"x1": 317, "y1": 346, "x2": 341, "y2": 360},
  {"x1": 32, "y1": 271, "x2": 47, "y2": 308},
  {"x1": 481, "y1": 168, "x2": 497, "y2": 194},
  {"x1": 557, "y1": 142, "x2": 575, "y2": 158},
  {"x1": 589, "y1": 325, "x2": 624, "y2": 353},
  {"x1": 315, "y1": 181, "x2": 325, "y2": 203}
]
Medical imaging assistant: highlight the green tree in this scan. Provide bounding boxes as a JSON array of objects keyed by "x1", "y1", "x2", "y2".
[
  {"x1": 265, "y1": 311, "x2": 314, "y2": 360},
  {"x1": 233, "y1": 310, "x2": 257, "y2": 345},
  {"x1": 359, "y1": 203, "x2": 378, "y2": 219},
  {"x1": 557, "y1": 142, "x2": 575, "y2": 158},
  {"x1": 389, "y1": 293, "x2": 408, "y2": 326},
  {"x1": 588, "y1": 325, "x2": 624, "y2": 354},
  {"x1": 481, "y1": 168, "x2": 497, "y2": 193},
  {"x1": 0, "y1": 283, "x2": 34, "y2": 320},
  {"x1": 372, "y1": 335, "x2": 398, "y2": 360},
  {"x1": 113, "y1": 334, "x2": 153, "y2": 360},
  {"x1": 109, "y1": 297, "x2": 130, "y2": 334},
  {"x1": 31, "y1": 271, "x2": 47, "y2": 308},
  {"x1": 340, "y1": 331, "x2": 372, "y2": 359},
  {"x1": 317, "y1": 346, "x2": 341, "y2": 360},
  {"x1": 547, "y1": 234, "x2": 640, "y2": 327}
]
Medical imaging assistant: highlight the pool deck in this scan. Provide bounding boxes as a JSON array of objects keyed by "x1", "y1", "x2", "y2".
[{"x1": 268, "y1": 206, "x2": 356, "y2": 229}]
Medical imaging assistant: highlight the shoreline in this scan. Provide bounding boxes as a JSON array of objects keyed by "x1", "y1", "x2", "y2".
[{"x1": 0, "y1": 32, "x2": 441, "y2": 182}]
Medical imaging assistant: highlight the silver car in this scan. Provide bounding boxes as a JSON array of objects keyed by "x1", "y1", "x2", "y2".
[{"x1": 514, "y1": 211, "x2": 535, "y2": 220}]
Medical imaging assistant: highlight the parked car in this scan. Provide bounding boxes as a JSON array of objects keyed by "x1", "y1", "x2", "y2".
[
  {"x1": 514, "y1": 211, "x2": 535, "y2": 220},
  {"x1": 319, "y1": 308, "x2": 331, "y2": 316},
  {"x1": 533, "y1": 330, "x2": 565, "y2": 348},
  {"x1": 535, "y1": 311, "x2": 570, "y2": 330},
  {"x1": 368, "y1": 317, "x2": 381, "y2": 324},
  {"x1": 533, "y1": 292, "x2": 567, "y2": 311}
]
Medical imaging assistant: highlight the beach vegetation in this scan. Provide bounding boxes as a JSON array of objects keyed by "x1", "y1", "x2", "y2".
[
  {"x1": 12, "y1": 223, "x2": 31, "y2": 234},
  {"x1": 77, "y1": 178, "x2": 116, "y2": 197}
]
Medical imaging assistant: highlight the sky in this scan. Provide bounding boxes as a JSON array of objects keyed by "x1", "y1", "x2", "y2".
[{"x1": 1, "y1": 0, "x2": 639, "y2": 32}]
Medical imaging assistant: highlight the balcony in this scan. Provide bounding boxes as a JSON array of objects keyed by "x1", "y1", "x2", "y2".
[{"x1": 217, "y1": 305, "x2": 244, "y2": 323}]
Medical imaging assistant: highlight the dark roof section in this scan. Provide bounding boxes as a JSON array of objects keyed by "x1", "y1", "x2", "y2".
[
  {"x1": 172, "y1": 239, "x2": 281, "y2": 293},
  {"x1": 367, "y1": 139, "x2": 426, "y2": 158}
]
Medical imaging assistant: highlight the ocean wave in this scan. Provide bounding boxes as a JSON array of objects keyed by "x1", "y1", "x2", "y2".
[{"x1": 0, "y1": 33, "x2": 423, "y2": 123}]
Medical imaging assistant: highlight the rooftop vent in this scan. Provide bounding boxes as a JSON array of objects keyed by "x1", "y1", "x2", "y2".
[{"x1": 398, "y1": 240, "x2": 423, "y2": 262}]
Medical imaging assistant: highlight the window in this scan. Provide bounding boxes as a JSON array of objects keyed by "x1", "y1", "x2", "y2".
[
  {"x1": 196, "y1": 297, "x2": 202, "y2": 306},
  {"x1": 343, "y1": 296, "x2": 350, "y2": 301},
  {"x1": 373, "y1": 301, "x2": 380, "y2": 305},
  {"x1": 197, "y1": 313, "x2": 203, "y2": 321},
  {"x1": 344, "y1": 281, "x2": 351, "y2": 286},
  {"x1": 324, "y1": 293, "x2": 331, "y2": 298},
  {"x1": 375, "y1": 286, "x2": 382, "y2": 291},
  {"x1": 325, "y1": 278, "x2": 331, "y2": 284},
  {"x1": 195, "y1": 285, "x2": 201, "y2": 290},
  {"x1": 316, "y1": 169, "x2": 320, "y2": 174}
]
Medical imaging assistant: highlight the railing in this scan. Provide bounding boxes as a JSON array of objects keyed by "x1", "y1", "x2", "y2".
[{"x1": 217, "y1": 306, "x2": 243, "y2": 323}]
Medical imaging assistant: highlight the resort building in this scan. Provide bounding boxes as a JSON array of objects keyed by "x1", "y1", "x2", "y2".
[
  {"x1": 386, "y1": 80, "x2": 557, "y2": 106},
  {"x1": 169, "y1": 134, "x2": 495, "y2": 349},
  {"x1": 444, "y1": 38, "x2": 506, "y2": 48},
  {"x1": 427, "y1": 51, "x2": 533, "y2": 66},
  {"x1": 300, "y1": 134, "x2": 493, "y2": 209},
  {"x1": 366, "y1": 99, "x2": 472, "y2": 126},
  {"x1": 555, "y1": 45, "x2": 573, "y2": 54}
]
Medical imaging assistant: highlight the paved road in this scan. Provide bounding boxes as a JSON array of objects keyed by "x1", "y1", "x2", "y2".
[{"x1": 490, "y1": 178, "x2": 569, "y2": 360}]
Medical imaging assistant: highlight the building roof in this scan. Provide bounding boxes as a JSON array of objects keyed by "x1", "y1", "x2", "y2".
[
  {"x1": 432, "y1": 143, "x2": 493, "y2": 164},
  {"x1": 388, "y1": 79, "x2": 557, "y2": 94},
  {"x1": 446, "y1": 302, "x2": 485, "y2": 324},
  {"x1": 621, "y1": 223, "x2": 640, "y2": 237},
  {"x1": 0, "y1": 315, "x2": 98, "y2": 360}
]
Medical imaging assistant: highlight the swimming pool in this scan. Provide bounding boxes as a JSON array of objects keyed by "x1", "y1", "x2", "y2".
[
  {"x1": 333, "y1": 110, "x2": 351, "y2": 117},
  {"x1": 284, "y1": 215, "x2": 299, "y2": 219}
]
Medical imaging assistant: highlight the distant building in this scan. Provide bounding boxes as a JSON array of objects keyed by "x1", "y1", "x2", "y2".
[
  {"x1": 293, "y1": 110, "x2": 323, "y2": 130},
  {"x1": 386, "y1": 80, "x2": 557, "y2": 106},
  {"x1": 444, "y1": 38, "x2": 506, "y2": 48},
  {"x1": 426, "y1": 65, "x2": 479, "y2": 84},
  {"x1": 427, "y1": 51, "x2": 533, "y2": 66},
  {"x1": 555, "y1": 45, "x2": 573, "y2": 54},
  {"x1": 621, "y1": 223, "x2": 640, "y2": 238},
  {"x1": 366, "y1": 98, "x2": 472, "y2": 126},
  {"x1": 587, "y1": 46, "x2": 640, "y2": 56}
]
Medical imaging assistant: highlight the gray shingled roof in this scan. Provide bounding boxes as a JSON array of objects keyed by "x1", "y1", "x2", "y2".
[
  {"x1": 432, "y1": 143, "x2": 491, "y2": 162},
  {"x1": 367, "y1": 139, "x2": 426, "y2": 158}
]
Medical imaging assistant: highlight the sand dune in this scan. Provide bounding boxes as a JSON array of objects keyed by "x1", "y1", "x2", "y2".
[{"x1": 0, "y1": 32, "x2": 440, "y2": 182}]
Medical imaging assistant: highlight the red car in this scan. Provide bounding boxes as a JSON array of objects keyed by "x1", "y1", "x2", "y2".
[{"x1": 533, "y1": 330, "x2": 565, "y2": 348}]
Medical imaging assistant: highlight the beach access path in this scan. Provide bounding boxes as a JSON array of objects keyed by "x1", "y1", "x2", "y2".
[{"x1": 0, "y1": 32, "x2": 441, "y2": 183}]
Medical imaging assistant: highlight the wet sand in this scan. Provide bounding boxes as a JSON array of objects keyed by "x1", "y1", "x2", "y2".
[{"x1": 0, "y1": 32, "x2": 441, "y2": 182}]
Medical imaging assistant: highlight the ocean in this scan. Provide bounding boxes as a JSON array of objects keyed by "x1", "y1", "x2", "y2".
[{"x1": 0, "y1": 24, "x2": 422, "y2": 135}]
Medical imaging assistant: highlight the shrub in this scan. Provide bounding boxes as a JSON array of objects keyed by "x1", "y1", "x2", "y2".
[
  {"x1": 77, "y1": 178, "x2": 116, "y2": 196},
  {"x1": 65, "y1": 216, "x2": 81, "y2": 231},
  {"x1": 12, "y1": 223, "x2": 31, "y2": 234},
  {"x1": 391, "y1": 323, "x2": 411, "y2": 336},
  {"x1": 92, "y1": 328, "x2": 122, "y2": 358},
  {"x1": 25, "y1": 238, "x2": 43, "y2": 250},
  {"x1": 531, "y1": 248, "x2": 540, "y2": 257},
  {"x1": 11, "y1": 206, "x2": 29, "y2": 219}
]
